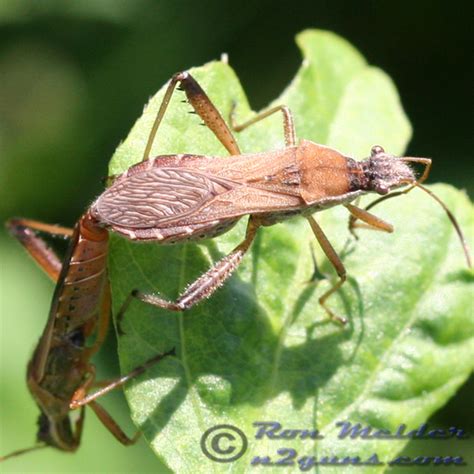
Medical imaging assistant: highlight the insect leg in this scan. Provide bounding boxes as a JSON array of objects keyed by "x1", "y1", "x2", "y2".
[
  {"x1": 73, "y1": 366, "x2": 139, "y2": 445},
  {"x1": 230, "y1": 104, "x2": 296, "y2": 146},
  {"x1": 72, "y1": 406, "x2": 86, "y2": 447},
  {"x1": 69, "y1": 348, "x2": 175, "y2": 444},
  {"x1": 5, "y1": 218, "x2": 73, "y2": 282},
  {"x1": 346, "y1": 183, "x2": 471, "y2": 267},
  {"x1": 88, "y1": 401, "x2": 140, "y2": 446},
  {"x1": 345, "y1": 203, "x2": 394, "y2": 239},
  {"x1": 117, "y1": 217, "x2": 261, "y2": 330},
  {"x1": 143, "y1": 71, "x2": 240, "y2": 161},
  {"x1": 0, "y1": 444, "x2": 47, "y2": 462},
  {"x1": 306, "y1": 216, "x2": 347, "y2": 325},
  {"x1": 70, "y1": 348, "x2": 175, "y2": 408}
]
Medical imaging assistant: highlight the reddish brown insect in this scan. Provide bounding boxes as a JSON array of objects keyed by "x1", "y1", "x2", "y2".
[
  {"x1": 1, "y1": 215, "x2": 174, "y2": 461},
  {"x1": 90, "y1": 71, "x2": 471, "y2": 328}
]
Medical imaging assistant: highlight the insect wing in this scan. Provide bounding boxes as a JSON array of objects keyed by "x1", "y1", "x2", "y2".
[{"x1": 95, "y1": 167, "x2": 237, "y2": 228}]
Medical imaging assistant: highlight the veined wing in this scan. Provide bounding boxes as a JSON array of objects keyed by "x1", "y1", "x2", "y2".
[{"x1": 95, "y1": 167, "x2": 238, "y2": 228}]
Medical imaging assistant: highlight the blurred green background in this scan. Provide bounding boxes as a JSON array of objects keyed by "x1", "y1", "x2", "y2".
[{"x1": 0, "y1": 1, "x2": 472, "y2": 473}]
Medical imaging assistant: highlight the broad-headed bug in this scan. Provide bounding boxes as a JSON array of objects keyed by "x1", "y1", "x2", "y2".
[
  {"x1": 1, "y1": 215, "x2": 175, "y2": 461},
  {"x1": 90, "y1": 71, "x2": 471, "y2": 327}
]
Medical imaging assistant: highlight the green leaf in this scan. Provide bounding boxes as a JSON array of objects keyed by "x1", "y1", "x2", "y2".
[{"x1": 107, "y1": 29, "x2": 473, "y2": 473}]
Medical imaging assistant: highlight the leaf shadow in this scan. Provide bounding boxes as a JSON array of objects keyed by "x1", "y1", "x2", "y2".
[{"x1": 127, "y1": 244, "x2": 367, "y2": 442}]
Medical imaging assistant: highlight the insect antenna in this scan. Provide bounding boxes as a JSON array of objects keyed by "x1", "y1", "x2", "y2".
[
  {"x1": 0, "y1": 443, "x2": 47, "y2": 462},
  {"x1": 361, "y1": 156, "x2": 471, "y2": 268},
  {"x1": 412, "y1": 182, "x2": 472, "y2": 267}
]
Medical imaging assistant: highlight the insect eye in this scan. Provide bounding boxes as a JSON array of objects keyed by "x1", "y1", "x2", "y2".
[
  {"x1": 375, "y1": 183, "x2": 389, "y2": 195},
  {"x1": 371, "y1": 145, "x2": 384, "y2": 156}
]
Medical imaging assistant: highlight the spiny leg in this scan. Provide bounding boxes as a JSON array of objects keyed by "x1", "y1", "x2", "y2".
[
  {"x1": 230, "y1": 104, "x2": 296, "y2": 147},
  {"x1": 5, "y1": 218, "x2": 73, "y2": 282},
  {"x1": 69, "y1": 348, "x2": 175, "y2": 444},
  {"x1": 117, "y1": 217, "x2": 261, "y2": 332},
  {"x1": 143, "y1": 71, "x2": 241, "y2": 160},
  {"x1": 306, "y1": 216, "x2": 347, "y2": 325}
]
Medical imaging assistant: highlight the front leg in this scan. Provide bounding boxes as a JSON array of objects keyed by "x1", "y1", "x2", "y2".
[{"x1": 345, "y1": 203, "x2": 393, "y2": 239}]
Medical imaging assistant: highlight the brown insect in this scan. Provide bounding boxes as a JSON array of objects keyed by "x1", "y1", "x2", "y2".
[
  {"x1": 1, "y1": 215, "x2": 174, "y2": 461},
  {"x1": 90, "y1": 71, "x2": 471, "y2": 328}
]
